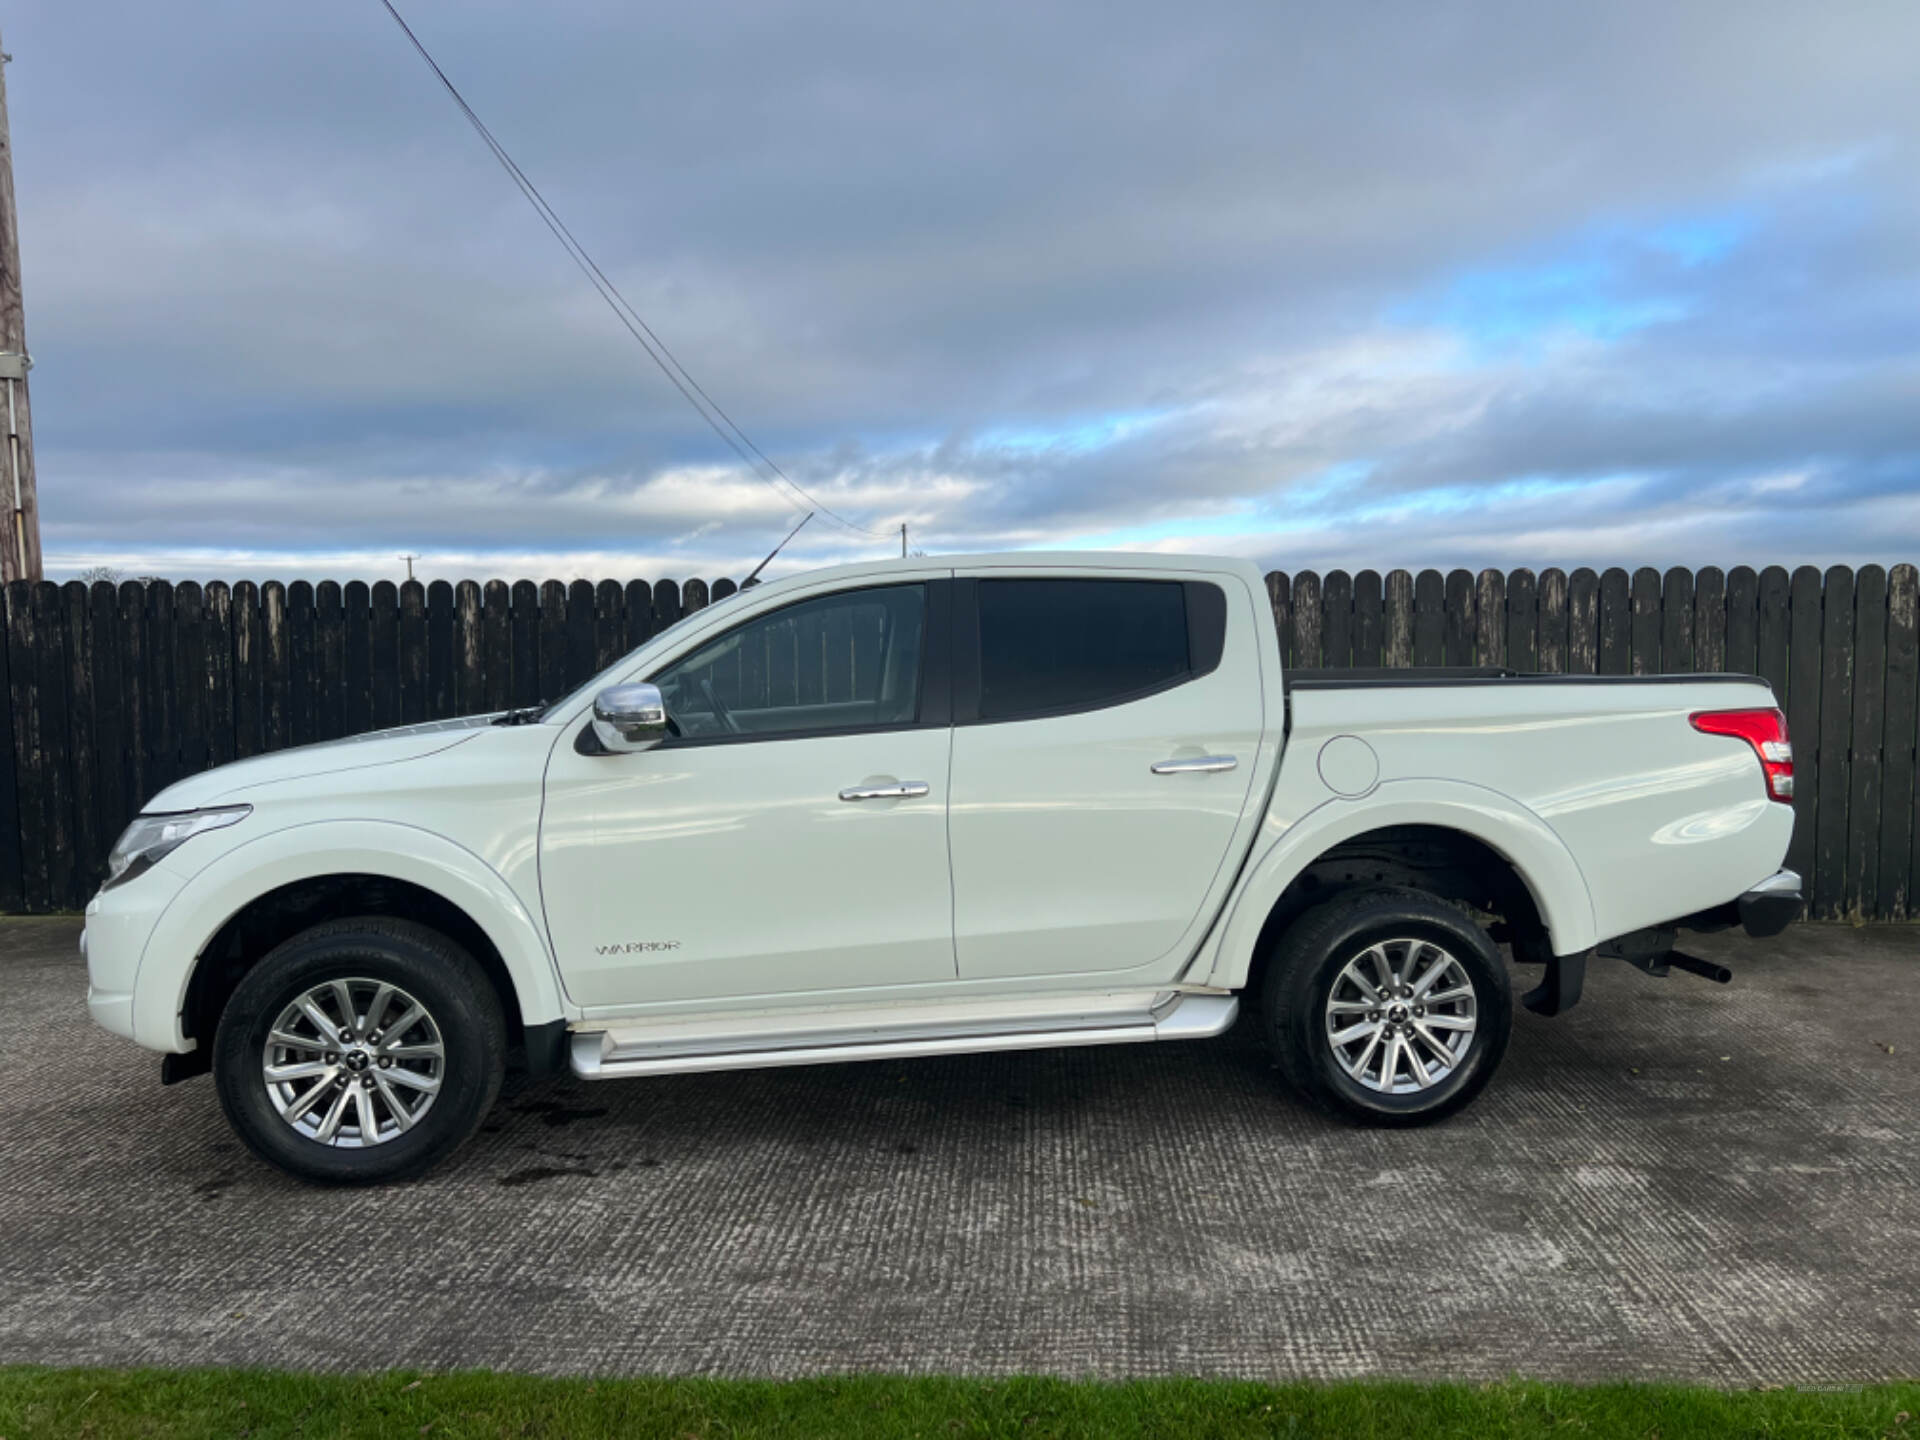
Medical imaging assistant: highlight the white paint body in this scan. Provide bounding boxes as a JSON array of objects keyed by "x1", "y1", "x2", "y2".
[{"x1": 82, "y1": 553, "x2": 1794, "y2": 1068}]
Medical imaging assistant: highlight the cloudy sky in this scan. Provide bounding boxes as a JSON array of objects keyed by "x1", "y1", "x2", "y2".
[{"x1": 9, "y1": 0, "x2": 1919, "y2": 583}]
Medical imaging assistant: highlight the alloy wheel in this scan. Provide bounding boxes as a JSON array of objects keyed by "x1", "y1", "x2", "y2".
[
  {"x1": 262, "y1": 978, "x2": 445, "y2": 1146},
  {"x1": 1324, "y1": 938, "x2": 1478, "y2": 1094}
]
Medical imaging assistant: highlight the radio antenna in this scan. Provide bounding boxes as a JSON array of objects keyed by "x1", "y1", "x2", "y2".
[{"x1": 740, "y1": 512, "x2": 814, "y2": 589}]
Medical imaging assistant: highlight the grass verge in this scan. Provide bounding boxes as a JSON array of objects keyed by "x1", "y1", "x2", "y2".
[{"x1": 1, "y1": 1368, "x2": 1915, "y2": 1439}]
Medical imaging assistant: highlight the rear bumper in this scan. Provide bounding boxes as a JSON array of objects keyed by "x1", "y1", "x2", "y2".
[
  {"x1": 1736, "y1": 868, "x2": 1804, "y2": 938},
  {"x1": 1677, "y1": 868, "x2": 1803, "y2": 939}
]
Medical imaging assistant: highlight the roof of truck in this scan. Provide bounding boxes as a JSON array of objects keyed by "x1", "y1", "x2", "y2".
[{"x1": 741, "y1": 550, "x2": 1265, "y2": 598}]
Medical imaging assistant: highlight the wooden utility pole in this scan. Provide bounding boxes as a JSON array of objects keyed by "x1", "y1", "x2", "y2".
[{"x1": 0, "y1": 27, "x2": 41, "y2": 583}]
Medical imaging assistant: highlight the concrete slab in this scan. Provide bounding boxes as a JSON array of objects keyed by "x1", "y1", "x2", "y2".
[{"x1": 0, "y1": 918, "x2": 1914, "y2": 1383}]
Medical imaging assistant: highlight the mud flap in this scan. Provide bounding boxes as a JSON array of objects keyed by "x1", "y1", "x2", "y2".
[
  {"x1": 160, "y1": 1049, "x2": 213, "y2": 1085},
  {"x1": 1521, "y1": 949, "x2": 1586, "y2": 1017}
]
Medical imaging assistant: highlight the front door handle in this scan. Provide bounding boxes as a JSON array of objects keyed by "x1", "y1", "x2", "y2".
[
  {"x1": 1150, "y1": 755, "x2": 1238, "y2": 775},
  {"x1": 839, "y1": 780, "x2": 931, "y2": 801}
]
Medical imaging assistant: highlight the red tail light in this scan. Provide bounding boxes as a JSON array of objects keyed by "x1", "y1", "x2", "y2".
[{"x1": 1690, "y1": 708, "x2": 1793, "y2": 803}]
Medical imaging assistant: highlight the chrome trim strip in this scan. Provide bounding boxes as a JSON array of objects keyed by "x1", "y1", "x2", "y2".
[
  {"x1": 1151, "y1": 994, "x2": 1238, "y2": 1040},
  {"x1": 1150, "y1": 755, "x2": 1238, "y2": 775},
  {"x1": 838, "y1": 780, "x2": 931, "y2": 801},
  {"x1": 570, "y1": 993, "x2": 1239, "y2": 1080},
  {"x1": 572, "y1": 1022, "x2": 1156, "y2": 1078},
  {"x1": 592, "y1": 1007, "x2": 1154, "y2": 1062},
  {"x1": 1747, "y1": 868, "x2": 1802, "y2": 896}
]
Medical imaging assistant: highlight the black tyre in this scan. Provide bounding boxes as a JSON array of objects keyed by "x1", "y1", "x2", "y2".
[
  {"x1": 213, "y1": 917, "x2": 506, "y2": 1185},
  {"x1": 1260, "y1": 886, "x2": 1512, "y2": 1126}
]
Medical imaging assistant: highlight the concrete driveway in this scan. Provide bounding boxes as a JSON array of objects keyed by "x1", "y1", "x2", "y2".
[{"x1": 0, "y1": 918, "x2": 1914, "y2": 1384}]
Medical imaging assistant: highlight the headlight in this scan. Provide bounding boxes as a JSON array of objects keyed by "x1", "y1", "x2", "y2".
[{"x1": 103, "y1": 805, "x2": 252, "y2": 890}]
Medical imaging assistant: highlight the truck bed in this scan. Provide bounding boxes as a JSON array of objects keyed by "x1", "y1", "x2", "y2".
[{"x1": 1272, "y1": 665, "x2": 1794, "y2": 952}]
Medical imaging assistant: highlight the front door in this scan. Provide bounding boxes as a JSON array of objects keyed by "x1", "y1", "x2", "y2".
[
  {"x1": 947, "y1": 573, "x2": 1265, "y2": 981},
  {"x1": 541, "y1": 579, "x2": 956, "y2": 1010}
]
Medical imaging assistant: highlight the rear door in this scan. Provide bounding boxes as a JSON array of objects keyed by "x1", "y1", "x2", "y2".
[{"x1": 947, "y1": 570, "x2": 1267, "y2": 981}]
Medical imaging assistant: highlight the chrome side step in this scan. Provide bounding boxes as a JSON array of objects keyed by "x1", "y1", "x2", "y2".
[{"x1": 569, "y1": 992, "x2": 1238, "y2": 1081}]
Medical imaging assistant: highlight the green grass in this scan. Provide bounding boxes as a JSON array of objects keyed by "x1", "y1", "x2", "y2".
[{"x1": 1, "y1": 1370, "x2": 1916, "y2": 1440}]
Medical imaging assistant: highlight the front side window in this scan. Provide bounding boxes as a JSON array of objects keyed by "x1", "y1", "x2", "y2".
[
  {"x1": 977, "y1": 578, "x2": 1190, "y2": 720},
  {"x1": 652, "y1": 584, "x2": 925, "y2": 741}
]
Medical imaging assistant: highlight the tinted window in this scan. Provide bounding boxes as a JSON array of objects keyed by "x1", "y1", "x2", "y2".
[
  {"x1": 654, "y1": 584, "x2": 924, "y2": 741},
  {"x1": 977, "y1": 579, "x2": 1189, "y2": 720}
]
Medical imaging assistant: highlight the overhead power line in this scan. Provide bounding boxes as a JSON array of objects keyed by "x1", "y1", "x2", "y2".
[{"x1": 374, "y1": 0, "x2": 892, "y2": 540}]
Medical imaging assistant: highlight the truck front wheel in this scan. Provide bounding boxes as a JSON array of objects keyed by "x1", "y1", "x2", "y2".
[
  {"x1": 212, "y1": 917, "x2": 506, "y2": 1185},
  {"x1": 1260, "y1": 887, "x2": 1513, "y2": 1126}
]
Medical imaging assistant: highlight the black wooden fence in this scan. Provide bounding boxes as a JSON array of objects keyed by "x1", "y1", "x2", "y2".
[{"x1": 2, "y1": 564, "x2": 1915, "y2": 920}]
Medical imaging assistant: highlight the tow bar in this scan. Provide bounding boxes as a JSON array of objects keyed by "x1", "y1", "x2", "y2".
[
  {"x1": 1603, "y1": 927, "x2": 1734, "y2": 985},
  {"x1": 1664, "y1": 951, "x2": 1733, "y2": 985}
]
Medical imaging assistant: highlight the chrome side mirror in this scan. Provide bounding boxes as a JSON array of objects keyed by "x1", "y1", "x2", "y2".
[{"x1": 591, "y1": 683, "x2": 669, "y2": 754}]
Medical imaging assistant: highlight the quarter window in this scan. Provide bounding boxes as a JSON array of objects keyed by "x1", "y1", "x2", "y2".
[
  {"x1": 652, "y1": 584, "x2": 925, "y2": 741},
  {"x1": 977, "y1": 579, "x2": 1190, "y2": 721}
]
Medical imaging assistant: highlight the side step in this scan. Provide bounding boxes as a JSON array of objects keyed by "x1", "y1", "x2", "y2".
[{"x1": 569, "y1": 992, "x2": 1239, "y2": 1081}]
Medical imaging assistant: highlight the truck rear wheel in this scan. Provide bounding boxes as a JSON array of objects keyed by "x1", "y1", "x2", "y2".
[
  {"x1": 213, "y1": 917, "x2": 506, "y2": 1185},
  {"x1": 1260, "y1": 887, "x2": 1512, "y2": 1126}
]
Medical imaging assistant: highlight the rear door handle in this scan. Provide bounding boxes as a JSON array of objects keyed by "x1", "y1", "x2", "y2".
[
  {"x1": 839, "y1": 780, "x2": 931, "y2": 801},
  {"x1": 1150, "y1": 755, "x2": 1237, "y2": 775}
]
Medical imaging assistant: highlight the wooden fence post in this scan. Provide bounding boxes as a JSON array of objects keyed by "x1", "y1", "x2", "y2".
[
  {"x1": 1413, "y1": 570, "x2": 1444, "y2": 666},
  {"x1": 1352, "y1": 569, "x2": 1383, "y2": 667},
  {"x1": 1321, "y1": 570, "x2": 1352, "y2": 669},
  {"x1": 1846, "y1": 566, "x2": 1888, "y2": 919},
  {"x1": 1292, "y1": 571, "x2": 1322, "y2": 669},
  {"x1": 344, "y1": 581, "x2": 373, "y2": 737},
  {"x1": 63, "y1": 581, "x2": 98, "y2": 903},
  {"x1": 1382, "y1": 571, "x2": 1411, "y2": 668},
  {"x1": 1444, "y1": 570, "x2": 1475, "y2": 666},
  {"x1": 482, "y1": 581, "x2": 511, "y2": 714},
  {"x1": 370, "y1": 581, "x2": 400, "y2": 730},
  {"x1": 1507, "y1": 569, "x2": 1538, "y2": 672},
  {"x1": 1785, "y1": 566, "x2": 1824, "y2": 895},
  {"x1": 1881, "y1": 565, "x2": 1918, "y2": 918},
  {"x1": 0, "y1": 584, "x2": 19, "y2": 912},
  {"x1": 1265, "y1": 572, "x2": 1292, "y2": 669}
]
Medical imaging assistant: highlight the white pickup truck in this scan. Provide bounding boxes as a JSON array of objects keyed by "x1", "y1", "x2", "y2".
[{"x1": 82, "y1": 553, "x2": 1802, "y2": 1183}]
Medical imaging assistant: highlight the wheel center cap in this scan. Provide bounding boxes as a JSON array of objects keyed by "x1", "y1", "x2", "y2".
[
  {"x1": 344, "y1": 1049, "x2": 370, "y2": 1072},
  {"x1": 1388, "y1": 1004, "x2": 1409, "y2": 1023}
]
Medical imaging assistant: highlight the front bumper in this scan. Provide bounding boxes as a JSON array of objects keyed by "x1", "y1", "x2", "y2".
[
  {"x1": 1737, "y1": 868, "x2": 1804, "y2": 938},
  {"x1": 79, "y1": 919, "x2": 138, "y2": 1039},
  {"x1": 82, "y1": 865, "x2": 190, "y2": 1048}
]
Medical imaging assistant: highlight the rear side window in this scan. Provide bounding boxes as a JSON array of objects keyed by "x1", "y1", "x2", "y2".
[{"x1": 977, "y1": 579, "x2": 1190, "y2": 720}]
